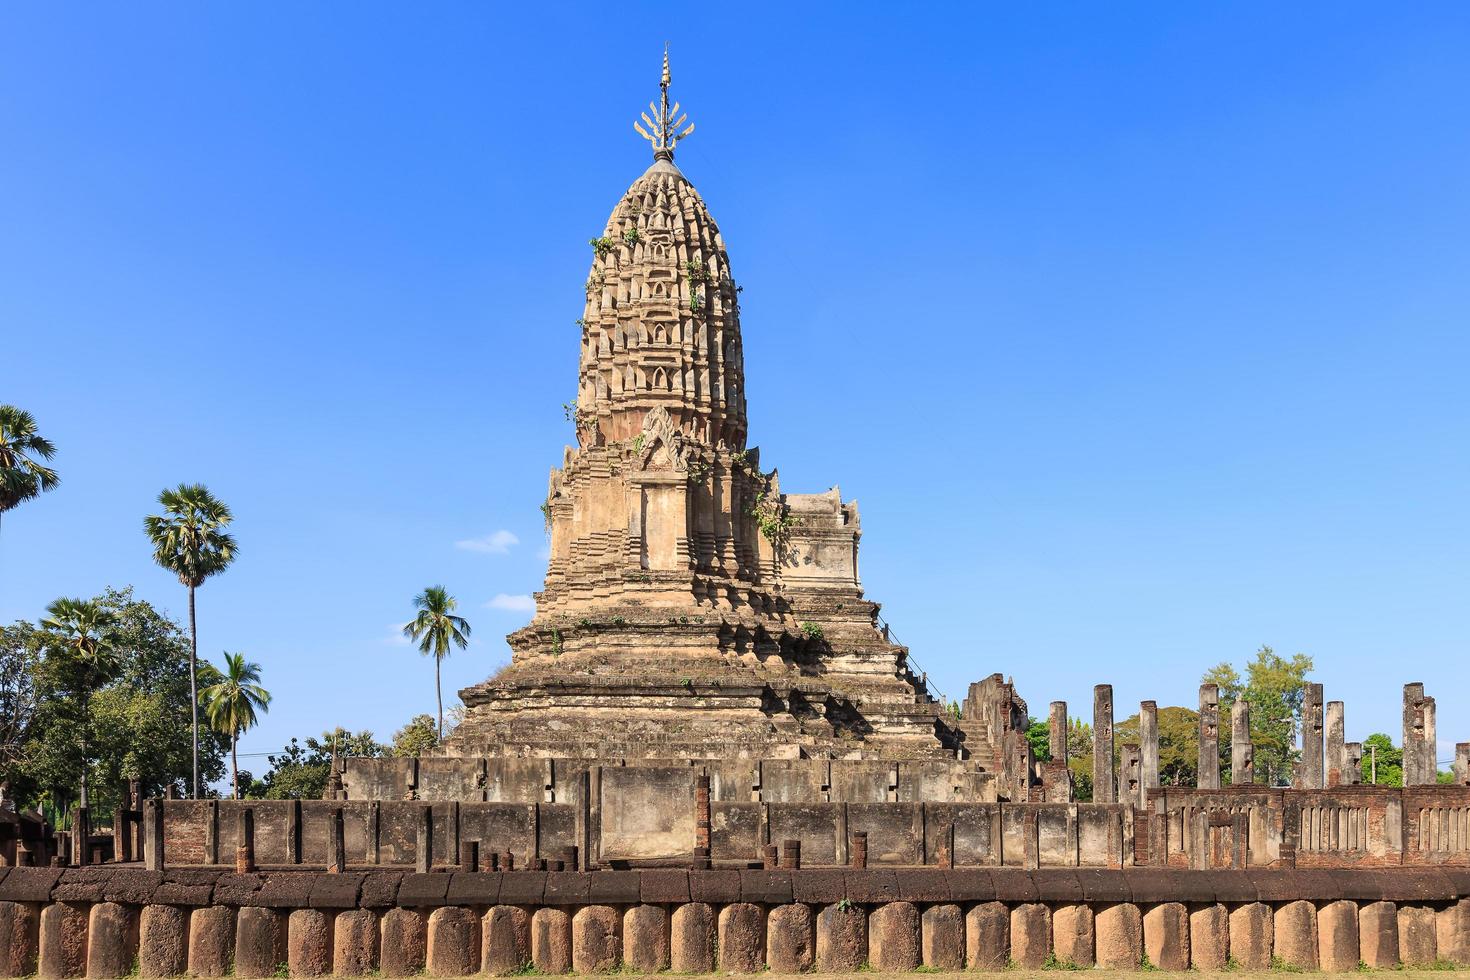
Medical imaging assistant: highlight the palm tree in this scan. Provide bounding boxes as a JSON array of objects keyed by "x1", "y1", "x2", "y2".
[
  {"x1": 402, "y1": 586, "x2": 471, "y2": 741},
  {"x1": 0, "y1": 405, "x2": 60, "y2": 535},
  {"x1": 144, "y1": 484, "x2": 237, "y2": 798},
  {"x1": 201, "y1": 652, "x2": 271, "y2": 800},
  {"x1": 40, "y1": 598, "x2": 120, "y2": 808}
]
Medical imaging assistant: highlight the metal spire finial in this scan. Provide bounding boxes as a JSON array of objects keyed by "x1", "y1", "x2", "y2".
[{"x1": 635, "y1": 43, "x2": 693, "y2": 162}]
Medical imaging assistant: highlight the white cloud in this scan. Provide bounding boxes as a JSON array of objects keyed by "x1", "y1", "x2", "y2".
[
  {"x1": 455, "y1": 529, "x2": 519, "y2": 555},
  {"x1": 485, "y1": 593, "x2": 536, "y2": 613},
  {"x1": 382, "y1": 623, "x2": 412, "y2": 647}
]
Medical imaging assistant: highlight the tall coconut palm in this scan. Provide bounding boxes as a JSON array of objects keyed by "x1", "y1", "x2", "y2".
[
  {"x1": 402, "y1": 586, "x2": 471, "y2": 741},
  {"x1": 40, "y1": 598, "x2": 120, "y2": 808},
  {"x1": 144, "y1": 484, "x2": 237, "y2": 798},
  {"x1": 0, "y1": 405, "x2": 60, "y2": 535},
  {"x1": 201, "y1": 652, "x2": 270, "y2": 800}
]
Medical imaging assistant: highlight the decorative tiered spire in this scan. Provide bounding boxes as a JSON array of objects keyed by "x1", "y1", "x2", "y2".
[{"x1": 634, "y1": 45, "x2": 694, "y2": 162}]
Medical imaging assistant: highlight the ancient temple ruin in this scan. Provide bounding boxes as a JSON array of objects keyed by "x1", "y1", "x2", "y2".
[{"x1": 443, "y1": 54, "x2": 1013, "y2": 770}]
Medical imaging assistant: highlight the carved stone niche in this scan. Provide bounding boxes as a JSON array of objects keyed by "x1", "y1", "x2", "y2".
[
  {"x1": 629, "y1": 407, "x2": 690, "y2": 571},
  {"x1": 782, "y1": 487, "x2": 861, "y2": 591}
]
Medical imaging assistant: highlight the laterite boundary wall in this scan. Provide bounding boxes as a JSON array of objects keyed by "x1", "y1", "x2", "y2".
[{"x1": 3, "y1": 867, "x2": 1470, "y2": 975}]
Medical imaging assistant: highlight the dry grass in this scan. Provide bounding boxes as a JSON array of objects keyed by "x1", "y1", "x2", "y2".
[{"x1": 601, "y1": 973, "x2": 1470, "y2": 980}]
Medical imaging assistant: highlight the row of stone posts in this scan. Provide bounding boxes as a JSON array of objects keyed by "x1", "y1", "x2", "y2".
[{"x1": 1047, "y1": 680, "x2": 1462, "y2": 802}]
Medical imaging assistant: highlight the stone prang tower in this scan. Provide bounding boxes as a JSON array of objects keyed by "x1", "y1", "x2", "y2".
[{"x1": 446, "y1": 54, "x2": 1009, "y2": 766}]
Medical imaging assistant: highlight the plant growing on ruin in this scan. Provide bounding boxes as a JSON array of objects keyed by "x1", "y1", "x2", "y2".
[
  {"x1": 632, "y1": 433, "x2": 646, "y2": 454},
  {"x1": 540, "y1": 501, "x2": 552, "y2": 532},
  {"x1": 799, "y1": 622, "x2": 824, "y2": 642},
  {"x1": 622, "y1": 227, "x2": 641, "y2": 246},
  {"x1": 401, "y1": 586, "x2": 472, "y2": 743},
  {"x1": 610, "y1": 616, "x2": 627, "y2": 626},
  {"x1": 684, "y1": 259, "x2": 710, "y2": 284},
  {"x1": 689, "y1": 291, "x2": 703, "y2": 313},
  {"x1": 550, "y1": 628, "x2": 563, "y2": 656},
  {"x1": 588, "y1": 236, "x2": 617, "y2": 258}
]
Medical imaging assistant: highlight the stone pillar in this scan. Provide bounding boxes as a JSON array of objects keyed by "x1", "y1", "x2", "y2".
[
  {"x1": 333, "y1": 910, "x2": 380, "y2": 976},
  {"x1": 186, "y1": 907, "x2": 235, "y2": 977},
  {"x1": 621, "y1": 906, "x2": 667, "y2": 974},
  {"x1": 1297, "y1": 683, "x2": 1324, "y2": 789},
  {"x1": 1404, "y1": 683, "x2": 1435, "y2": 786},
  {"x1": 1455, "y1": 743, "x2": 1470, "y2": 786},
  {"x1": 1143, "y1": 902, "x2": 1189, "y2": 971},
  {"x1": 87, "y1": 903, "x2": 138, "y2": 978},
  {"x1": 1139, "y1": 700, "x2": 1159, "y2": 803},
  {"x1": 414, "y1": 804, "x2": 433, "y2": 873},
  {"x1": 1198, "y1": 684, "x2": 1220, "y2": 789},
  {"x1": 1274, "y1": 899, "x2": 1319, "y2": 971},
  {"x1": 1093, "y1": 685, "x2": 1115, "y2": 804},
  {"x1": 1049, "y1": 701, "x2": 1068, "y2": 762},
  {"x1": 39, "y1": 902, "x2": 89, "y2": 978},
  {"x1": 1358, "y1": 901, "x2": 1399, "y2": 969},
  {"x1": 868, "y1": 902, "x2": 921, "y2": 972},
  {"x1": 920, "y1": 903, "x2": 964, "y2": 971},
  {"x1": 1009, "y1": 903, "x2": 1051, "y2": 969},
  {"x1": 964, "y1": 902, "x2": 1009, "y2": 971},
  {"x1": 1231, "y1": 699, "x2": 1253, "y2": 785},
  {"x1": 765, "y1": 905, "x2": 814, "y2": 974},
  {"x1": 1318, "y1": 900, "x2": 1359, "y2": 973},
  {"x1": 530, "y1": 908, "x2": 571, "y2": 975},
  {"x1": 287, "y1": 908, "x2": 334, "y2": 978},
  {"x1": 1094, "y1": 902, "x2": 1141, "y2": 970},
  {"x1": 1120, "y1": 744, "x2": 1142, "y2": 810},
  {"x1": 1344, "y1": 742, "x2": 1363, "y2": 785},
  {"x1": 1423, "y1": 697, "x2": 1438, "y2": 784},
  {"x1": 571, "y1": 906, "x2": 620, "y2": 974},
  {"x1": 716, "y1": 903, "x2": 764, "y2": 973},
  {"x1": 234, "y1": 907, "x2": 287, "y2": 979},
  {"x1": 1325, "y1": 701, "x2": 1346, "y2": 787},
  {"x1": 237, "y1": 808, "x2": 256, "y2": 874},
  {"x1": 143, "y1": 798, "x2": 164, "y2": 871},
  {"x1": 1228, "y1": 902, "x2": 1273, "y2": 970},
  {"x1": 670, "y1": 904, "x2": 715, "y2": 975},
  {"x1": 0, "y1": 901, "x2": 40, "y2": 977},
  {"x1": 378, "y1": 909, "x2": 426, "y2": 977},
  {"x1": 815, "y1": 902, "x2": 866, "y2": 973},
  {"x1": 328, "y1": 807, "x2": 347, "y2": 874}
]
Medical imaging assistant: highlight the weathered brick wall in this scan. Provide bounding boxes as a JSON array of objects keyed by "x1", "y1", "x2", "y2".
[{"x1": 2, "y1": 866, "x2": 1468, "y2": 976}]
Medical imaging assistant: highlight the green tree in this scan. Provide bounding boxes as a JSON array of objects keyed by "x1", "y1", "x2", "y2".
[
  {"x1": 402, "y1": 586, "x2": 471, "y2": 741},
  {"x1": 201, "y1": 652, "x2": 272, "y2": 800},
  {"x1": 145, "y1": 483, "x2": 237, "y2": 798},
  {"x1": 1360, "y1": 732, "x2": 1403, "y2": 786},
  {"x1": 0, "y1": 621, "x2": 43, "y2": 803},
  {"x1": 392, "y1": 714, "x2": 441, "y2": 758},
  {"x1": 1118, "y1": 706, "x2": 1200, "y2": 786},
  {"x1": 1201, "y1": 646, "x2": 1313, "y2": 786},
  {"x1": 261, "y1": 730, "x2": 384, "y2": 800},
  {"x1": 1065, "y1": 719, "x2": 1094, "y2": 801},
  {"x1": 0, "y1": 405, "x2": 60, "y2": 535},
  {"x1": 39, "y1": 598, "x2": 121, "y2": 807}
]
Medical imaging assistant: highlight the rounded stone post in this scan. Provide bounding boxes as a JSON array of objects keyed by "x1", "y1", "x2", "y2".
[
  {"x1": 1048, "y1": 701, "x2": 1068, "y2": 762},
  {"x1": 1188, "y1": 903, "x2": 1229, "y2": 971},
  {"x1": 1438, "y1": 898, "x2": 1470, "y2": 966},
  {"x1": 1274, "y1": 899, "x2": 1319, "y2": 971},
  {"x1": 621, "y1": 904, "x2": 668, "y2": 973},
  {"x1": 1228, "y1": 902, "x2": 1273, "y2": 970},
  {"x1": 39, "y1": 902, "x2": 90, "y2": 979},
  {"x1": 186, "y1": 906, "x2": 235, "y2": 978},
  {"x1": 1398, "y1": 905, "x2": 1438, "y2": 966},
  {"x1": 1052, "y1": 903, "x2": 1095, "y2": 968},
  {"x1": 482, "y1": 906, "x2": 531, "y2": 976},
  {"x1": 287, "y1": 908, "x2": 334, "y2": 978},
  {"x1": 1359, "y1": 900, "x2": 1399, "y2": 969},
  {"x1": 426, "y1": 906, "x2": 480, "y2": 977},
  {"x1": 669, "y1": 903, "x2": 714, "y2": 974},
  {"x1": 234, "y1": 907, "x2": 287, "y2": 979},
  {"x1": 1317, "y1": 899, "x2": 1359, "y2": 972},
  {"x1": 137, "y1": 905, "x2": 186, "y2": 979},
  {"x1": 717, "y1": 903, "x2": 764, "y2": 973},
  {"x1": 1144, "y1": 901, "x2": 1189, "y2": 971},
  {"x1": 766, "y1": 904, "x2": 815, "y2": 973},
  {"x1": 0, "y1": 901, "x2": 40, "y2": 978},
  {"x1": 378, "y1": 908, "x2": 426, "y2": 977},
  {"x1": 1095, "y1": 902, "x2": 1142, "y2": 970},
  {"x1": 868, "y1": 902, "x2": 920, "y2": 972},
  {"x1": 1009, "y1": 903, "x2": 1051, "y2": 969},
  {"x1": 530, "y1": 908, "x2": 571, "y2": 975},
  {"x1": 332, "y1": 910, "x2": 379, "y2": 977},
  {"x1": 965, "y1": 901, "x2": 1009, "y2": 970},
  {"x1": 86, "y1": 903, "x2": 137, "y2": 979},
  {"x1": 816, "y1": 902, "x2": 866, "y2": 972},
  {"x1": 920, "y1": 903, "x2": 964, "y2": 970},
  {"x1": 571, "y1": 905, "x2": 620, "y2": 974}
]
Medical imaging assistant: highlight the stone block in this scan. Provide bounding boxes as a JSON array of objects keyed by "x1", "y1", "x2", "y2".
[
  {"x1": 766, "y1": 904, "x2": 814, "y2": 973},
  {"x1": 1316, "y1": 899, "x2": 1358, "y2": 973},
  {"x1": 1143, "y1": 901, "x2": 1188, "y2": 972},
  {"x1": 0, "y1": 900, "x2": 40, "y2": 977},
  {"x1": 620, "y1": 904, "x2": 668, "y2": 974},
  {"x1": 920, "y1": 902, "x2": 964, "y2": 970},
  {"x1": 1438, "y1": 898, "x2": 1470, "y2": 966},
  {"x1": 670, "y1": 902, "x2": 715, "y2": 974},
  {"x1": 530, "y1": 908, "x2": 571, "y2": 975},
  {"x1": 1399, "y1": 904, "x2": 1438, "y2": 966},
  {"x1": 187, "y1": 906, "x2": 235, "y2": 977},
  {"x1": 868, "y1": 901, "x2": 920, "y2": 972},
  {"x1": 717, "y1": 902, "x2": 764, "y2": 973},
  {"x1": 86, "y1": 902, "x2": 137, "y2": 979},
  {"x1": 378, "y1": 908, "x2": 426, "y2": 977},
  {"x1": 1274, "y1": 899, "x2": 1318, "y2": 971},
  {"x1": 1095, "y1": 902, "x2": 1142, "y2": 971},
  {"x1": 1188, "y1": 903, "x2": 1229, "y2": 971},
  {"x1": 965, "y1": 901, "x2": 1008, "y2": 970},
  {"x1": 1050, "y1": 903, "x2": 1094, "y2": 968},
  {"x1": 426, "y1": 906, "x2": 479, "y2": 977},
  {"x1": 571, "y1": 905, "x2": 619, "y2": 974},
  {"x1": 137, "y1": 905, "x2": 186, "y2": 979},
  {"x1": 1228, "y1": 902, "x2": 1272, "y2": 970},
  {"x1": 331, "y1": 910, "x2": 379, "y2": 977},
  {"x1": 1358, "y1": 900, "x2": 1398, "y2": 969},
  {"x1": 39, "y1": 902, "x2": 89, "y2": 979},
  {"x1": 287, "y1": 908, "x2": 333, "y2": 977},
  {"x1": 1008, "y1": 903, "x2": 1050, "y2": 969},
  {"x1": 815, "y1": 901, "x2": 865, "y2": 972},
  {"x1": 482, "y1": 906, "x2": 531, "y2": 976},
  {"x1": 234, "y1": 906, "x2": 287, "y2": 979}
]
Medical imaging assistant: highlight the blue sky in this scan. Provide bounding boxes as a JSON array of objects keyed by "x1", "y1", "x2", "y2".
[{"x1": 3, "y1": 4, "x2": 1467, "y2": 782}]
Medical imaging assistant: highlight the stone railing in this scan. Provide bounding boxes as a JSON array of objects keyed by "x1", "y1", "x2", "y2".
[{"x1": 1, "y1": 866, "x2": 1469, "y2": 975}]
